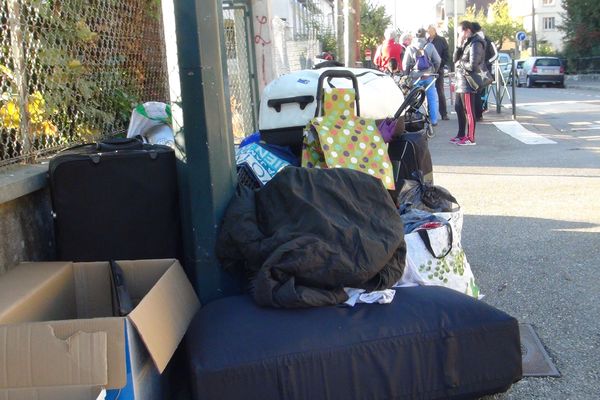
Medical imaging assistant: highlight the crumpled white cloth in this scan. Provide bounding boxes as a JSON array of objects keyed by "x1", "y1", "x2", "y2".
[{"x1": 343, "y1": 288, "x2": 396, "y2": 307}]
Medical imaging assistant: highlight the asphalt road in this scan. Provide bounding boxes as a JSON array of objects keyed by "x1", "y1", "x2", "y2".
[{"x1": 430, "y1": 86, "x2": 600, "y2": 399}]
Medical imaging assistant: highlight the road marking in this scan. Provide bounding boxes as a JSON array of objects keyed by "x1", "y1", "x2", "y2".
[
  {"x1": 516, "y1": 100, "x2": 600, "y2": 106},
  {"x1": 569, "y1": 122, "x2": 592, "y2": 126},
  {"x1": 571, "y1": 126, "x2": 600, "y2": 131},
  {"x1": 493, "y1": 121, "x2": 557, "y2": 144},
  {"x1": 517, "y1": 101, "x2": 600, "y2": 115}
]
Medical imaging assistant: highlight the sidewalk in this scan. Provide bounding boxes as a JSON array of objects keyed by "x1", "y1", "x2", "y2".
[
  {"x1": 565, "y1": 74, "x2": 600, "y2": 91},
  {"x1": 428, "y1": 106, "x2": 600, "y2": 399}
]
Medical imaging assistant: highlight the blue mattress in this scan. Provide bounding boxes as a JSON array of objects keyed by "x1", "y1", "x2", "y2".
[{"x1": 187, "y1": 286, "x2": 522, "y2": 400}]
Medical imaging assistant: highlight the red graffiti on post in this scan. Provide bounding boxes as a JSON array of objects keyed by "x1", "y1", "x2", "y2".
[{"x1": 254, "y1": 15, "x2": 271, "y2": 86}]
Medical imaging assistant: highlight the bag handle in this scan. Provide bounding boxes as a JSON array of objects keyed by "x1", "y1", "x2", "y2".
[
  {"x1": 315, "y1": 69, "x2": 360, "y2": 117},
  {"x1": 417, "y1": 224, "x2": 453, "y2": 259},
  {"x1": 96, "y1": 137, "x2": 144, "y2": 152},
  {"x1": 267, "y1": 95, "x2": 315, "y2": 112}
]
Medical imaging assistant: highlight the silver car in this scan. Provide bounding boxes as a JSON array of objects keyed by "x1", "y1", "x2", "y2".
[{"x1": 519, "y1": 57, "x2": 565, "y2": 88}]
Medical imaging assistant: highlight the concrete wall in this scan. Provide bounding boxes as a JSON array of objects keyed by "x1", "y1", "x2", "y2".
[
  {"x1": 508, "y1": 0, "x2": 565, "y2": 52},
  {"x1": 0, "y1": 166, "x2": 55, "y2": 274},
  {"x1": 287, "y1": 39, "x2": 321, "y2": 71}
]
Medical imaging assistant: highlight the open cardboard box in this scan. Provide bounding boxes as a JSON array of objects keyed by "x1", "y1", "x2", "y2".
[
  {"x1": 0, "y1": 259, "x2": 200, "y2": 400},
  {"x1": 0, "y1": 386, "x2": 104, "y2": 400}
]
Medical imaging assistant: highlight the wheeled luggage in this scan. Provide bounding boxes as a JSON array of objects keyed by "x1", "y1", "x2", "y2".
[
  {"x1": 388, "y1": 131, "x2": 433, "y2": 189},
  {"x1": 48, "y1": 138, "x2": 181, "y2": 262},
  {"x1": 259, "y1": 67, "x2": 404, "y2": 149}
]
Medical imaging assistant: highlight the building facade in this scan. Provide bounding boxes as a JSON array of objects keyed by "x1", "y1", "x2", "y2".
[{"x1": 508, "y1": 0, "x2": 565, "y2": 52}]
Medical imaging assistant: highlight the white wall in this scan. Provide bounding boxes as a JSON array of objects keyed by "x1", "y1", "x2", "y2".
[{"x1": 508, "y1": 0, "x2": 565, "y2": 51}]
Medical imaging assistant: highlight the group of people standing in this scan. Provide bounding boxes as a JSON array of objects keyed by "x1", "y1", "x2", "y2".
[{"x1": 374, "y1": 21, "x2": 495, "y2": 146}]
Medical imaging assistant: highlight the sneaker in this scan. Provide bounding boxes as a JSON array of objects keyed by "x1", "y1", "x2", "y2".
[
  {"x1": 456, "y1": 137, "x2": 476, "y2": 146},
  {"x1": 442, "y1": 115, "x2": 450, "y2": 121},
  {"x1": 449, "y1": 136, "x2": 461, "y2": 143}
]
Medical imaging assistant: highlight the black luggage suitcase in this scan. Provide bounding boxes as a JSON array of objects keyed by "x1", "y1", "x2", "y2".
[{"x1": 49, "y1": 138, "x2": 181, "y2": 262}]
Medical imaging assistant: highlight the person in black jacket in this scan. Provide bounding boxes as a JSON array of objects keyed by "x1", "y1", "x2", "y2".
[
  {"x1": 427, "y1": 25, "x2": 449, "y2": 120},
  {"x1": 471, "y1": 22, "x2": 485, "y2": 121},
  {"x1": 451, "y1": 21, "x2": 485, "y2": 146}
]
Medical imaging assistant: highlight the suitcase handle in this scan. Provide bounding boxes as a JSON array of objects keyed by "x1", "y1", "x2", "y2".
[
  {"x1": 267, "y1": 95, "x2": 315, "y2": 112},
  {"x1": 315, "y1": 69, "x2": 360, "y2": 117},
  {"x1": 96, "y1": 137, "x2": 144, "y2": 152}
]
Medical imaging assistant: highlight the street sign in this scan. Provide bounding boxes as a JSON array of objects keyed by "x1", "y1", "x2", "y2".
[{"x1": 516, "y1": 31, "x2": 527, "y2": 42}]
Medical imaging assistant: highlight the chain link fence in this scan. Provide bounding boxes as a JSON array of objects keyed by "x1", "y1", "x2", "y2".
[
  {"x1": 564, "y1": 56, "x2": 600, "y2": 75},
  {"x1": 0, "y1": 0, "x2": 169, "y2": 168},
  {"x1": 223, "y1": 3, "x2": 257, "y2": 142}
]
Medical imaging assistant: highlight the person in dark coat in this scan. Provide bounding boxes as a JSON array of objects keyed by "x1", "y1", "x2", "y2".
[
  {"x1": 451, "y1": 21, "x2": 485, "y2": 146},
  {"x1": 427, "y1": 25, "x2": 449, "y2": 120}
]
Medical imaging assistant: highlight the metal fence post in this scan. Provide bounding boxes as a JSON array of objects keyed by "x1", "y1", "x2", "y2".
[
  {"x1": 171, "y1": 0, "x2": 239, "y2": 303},
  {"x1": 6, "y1": 1, "x2": 31, "y2": 160},
  {"x1": 511, "y1": 59, "x2": 517, "y2": 120},
  {"x1": 496, "y1": 60, "x2": 501, "y2": 114}
]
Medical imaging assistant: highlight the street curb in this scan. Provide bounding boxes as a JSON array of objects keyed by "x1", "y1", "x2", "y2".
[{"x1": 565, "y1": 83, "x2": 600, "y2": 92}]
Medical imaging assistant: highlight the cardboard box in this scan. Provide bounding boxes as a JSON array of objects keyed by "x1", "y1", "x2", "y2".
[
  {"x1": 0, "y1": 386, "x2": 105, "y2": 400},
  {"x1": 0, "y1": 259, "x2": 200, "y2": 399}
]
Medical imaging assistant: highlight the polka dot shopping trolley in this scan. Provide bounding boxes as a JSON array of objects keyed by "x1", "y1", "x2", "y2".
[
  {"x1": 258, "y1": 67, "x2": 405, "y2": 157},
  {"x1": 301, "y1": 69, "x2": 395, "y2": 191}
]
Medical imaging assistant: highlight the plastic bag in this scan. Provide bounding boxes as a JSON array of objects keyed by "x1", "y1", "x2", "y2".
[
  {"x1": 397, "y1": 173, "x2": 459, "y2": 213},
  {"x1": 396, "y1": 221, "x2": 481, "y2": 298},
  {"x1": 400, "y1": 207, "x2": 447, "y2": 234},
  {"x1": 127, "y1": 102, "x2": 174, "y2": 147}
]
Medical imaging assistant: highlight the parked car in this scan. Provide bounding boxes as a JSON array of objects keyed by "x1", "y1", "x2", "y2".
[
  {"x1": 519, "y1": 56, "x2": 565, "y2": 88},
  {"x1": 495, "y1": 52, "x2": 513, "y2": 83}
]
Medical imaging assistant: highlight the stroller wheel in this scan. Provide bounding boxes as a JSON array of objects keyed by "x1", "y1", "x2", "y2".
[{"x1": 425, "y1": 123, "x2": 435, "y2": 139}]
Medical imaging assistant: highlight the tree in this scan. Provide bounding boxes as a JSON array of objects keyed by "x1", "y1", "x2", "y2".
[
  {"x1": 560, "y1": 0, "x2": 600, "y2": 59},
  {"x1": 484, "y1": 0, "x2": 524, "y2": 51},
  {"x1": 359, "y1": 0, "x2": 392, "y2": 58},
  {"x1": 460, "y1": 0, "x2": 524, "y2": 51}
]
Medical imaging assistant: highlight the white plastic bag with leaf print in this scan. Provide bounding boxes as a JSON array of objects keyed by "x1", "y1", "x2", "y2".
[{"x1": 395, "y1": 209, "x2": 482, "y2": 299}]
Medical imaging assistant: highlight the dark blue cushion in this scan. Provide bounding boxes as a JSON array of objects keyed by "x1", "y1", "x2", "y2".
[{"x1": 187, "y1": 286, "x2": 522, "y2": 400}]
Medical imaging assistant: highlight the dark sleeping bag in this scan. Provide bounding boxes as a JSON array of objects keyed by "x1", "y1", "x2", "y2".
[{"x1": 217, "y1": 167, "x2": 406, "y2": 308}]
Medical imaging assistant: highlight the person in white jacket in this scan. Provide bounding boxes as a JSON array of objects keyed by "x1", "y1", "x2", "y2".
[{"x1": 402, "y1": 28, "x2": 442, "y2": 125}]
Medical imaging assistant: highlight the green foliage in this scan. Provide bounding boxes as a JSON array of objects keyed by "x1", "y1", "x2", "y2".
[
  {"x1": 319, "y1": 33, "x2": 338, "y2": 55},
  {"x1": 458, "y1": 0, "x2": 524, "y2": 51},
  {"x1": 561, "y1": 0, "x2": 600, "y2": 59},
  {"x1": 30, "y1": 0, "x2": 138, "y2": 140},
  {"x1": 359, "y1": 0, "x2": 392, "y2": 58},
  {"x1": 538, "y1": 42, "x2": 556, "y2": 56}
]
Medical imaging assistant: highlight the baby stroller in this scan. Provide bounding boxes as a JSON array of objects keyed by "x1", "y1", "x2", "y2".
[
  {"x1": 395, "y1": 73, "x2": 437, "y2": 139},
  {"x1": 384, "y1": 57, "x2": 435, "y2": 140}
]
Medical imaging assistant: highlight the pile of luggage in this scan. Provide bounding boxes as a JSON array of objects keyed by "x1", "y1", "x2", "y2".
[
  {"x1": 214, "y1": 67, "x2": 523, "y2": 399},
  {"x1": 8, "y1": 69, "x2": 522, "y2": 400},
  {"x1": 232, "y1": 67, "x2": 477, "y2": 301}
]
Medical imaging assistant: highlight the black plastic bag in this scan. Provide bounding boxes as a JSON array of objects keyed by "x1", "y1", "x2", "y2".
[{"x1": 397, "y1": 172, "x2": 459, "y2": 213}]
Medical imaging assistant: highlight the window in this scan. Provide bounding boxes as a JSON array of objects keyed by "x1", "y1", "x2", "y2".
[
  {"x1": 535, "y1": 58, "x2": 561, "y2": 67},
  {"x1": 543, "y1": 17, "x2": 556, "y2": 30},
  {"x1": 542, "y1": 0, "x2": 555, "y2": 5}
]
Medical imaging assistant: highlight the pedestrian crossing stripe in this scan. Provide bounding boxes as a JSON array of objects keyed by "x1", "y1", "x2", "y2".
[{"x1": 493, "y1": 121, "x2": 557, "y2": 145}]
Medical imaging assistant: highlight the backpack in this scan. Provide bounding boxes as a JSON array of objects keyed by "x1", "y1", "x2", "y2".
[{"x1": 416, "y1": 43, "x2": 432, "y2": 71}]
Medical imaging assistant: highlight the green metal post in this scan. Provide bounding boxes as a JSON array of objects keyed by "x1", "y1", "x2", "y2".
[{"x1": 172, "y1": 0, "x2": 239, "y2": 303}]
